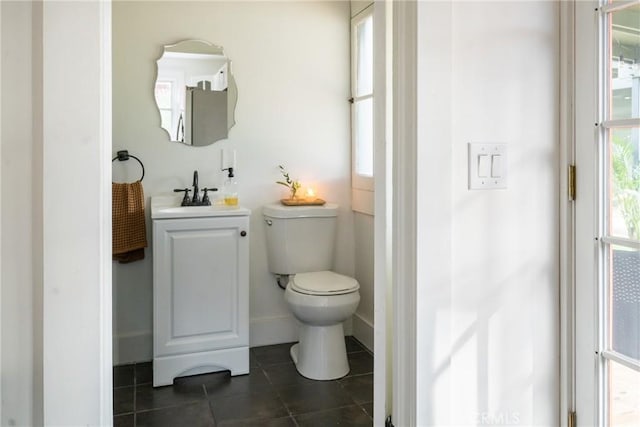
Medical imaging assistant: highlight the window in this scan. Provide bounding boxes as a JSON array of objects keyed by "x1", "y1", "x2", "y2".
[
  {"x1": 154, "y1": 72, "x2": 184, "y2": 141},
  {"x1": 351, "y1": 6, "x2": 374, "y2": 197},
  {"x1": 598, "y1": 2, "x2": 639, "y2": 426},
  {"x1": 155, "y1": 80, "x2": 174, "y2": 136}
]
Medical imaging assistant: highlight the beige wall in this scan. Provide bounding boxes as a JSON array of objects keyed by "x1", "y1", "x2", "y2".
[{"x1": 112, "y1": 1, "x2": 353, "y2": 363}]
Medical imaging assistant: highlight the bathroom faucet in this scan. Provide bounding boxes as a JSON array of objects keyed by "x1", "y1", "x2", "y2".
[
  {"x1": 173, "y1": 170, "x2": 217, "y2": 206},
  {"x1": 191, "y1": 170, "x2": 200, "y2": 205}
]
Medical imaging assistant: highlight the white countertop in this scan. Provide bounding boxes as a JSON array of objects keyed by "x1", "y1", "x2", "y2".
[{"x1": 151, "y1": 195, "x2": 251, "y2": 219}]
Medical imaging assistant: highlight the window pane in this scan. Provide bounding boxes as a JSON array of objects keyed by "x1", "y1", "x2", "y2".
[
  {"x1": 609, "y1": 360, "x2": 640, "y2": 426},
  {"x1": 356, "y1": 15, "x2": 373, "y2": 97},
  {"x1": 609, "y1": 128, "x2": 640, "y2": 239},
  {"x1": 355, "y1": 98, "x2": 373, "y2": 177},
  {"x1": 609, "y1": 4, "x2": 640, "y2": 120},
  {"x1": 609, "y1": 246, "x2": 639, "y2": 361},
  {"x1": 155, "y1": 81, "x2": 173, "y2": 109}
]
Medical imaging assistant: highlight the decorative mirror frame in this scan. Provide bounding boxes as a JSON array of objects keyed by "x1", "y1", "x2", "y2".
[{"x1": 154, "y1": 40, "x2": 238, "y2": 146}]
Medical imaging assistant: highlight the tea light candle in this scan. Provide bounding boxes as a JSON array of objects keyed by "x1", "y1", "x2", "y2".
[{"x1": 305, "y1": 187, "x2": 316, "y2": 200}]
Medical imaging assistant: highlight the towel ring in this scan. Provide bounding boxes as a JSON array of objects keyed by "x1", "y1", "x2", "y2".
[{"x1": 112, "y1": 150, "x2": 145, "y2": 182}]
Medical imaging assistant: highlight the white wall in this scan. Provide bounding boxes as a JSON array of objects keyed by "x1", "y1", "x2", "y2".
[
  {"x1": 1, "y1": 2, "x2": 37, "y2": 425},
  {"x1": 353, "y1": 212, "x2": 374, "y2": 350},
  {"x1": 42, "y1": 1, "x2": 112, "y2": 424},
  {"x1": 1, "y1": 2, "x2": 111, "y2": 424},
  {"x1": 414, "y1": 1, "x2": 560, "y2": 425},
  {"x1": 112, "y1": 1, "x2": 353, "y2": 364}
]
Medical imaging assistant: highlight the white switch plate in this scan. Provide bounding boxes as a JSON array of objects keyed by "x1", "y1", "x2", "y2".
[{"x1": 468, "y1": 143, "x2": 508, "y2": 190}]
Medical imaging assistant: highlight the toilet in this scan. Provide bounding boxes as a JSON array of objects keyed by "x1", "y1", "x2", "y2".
[{"x1": 263, "y1": 203, "x2": 360, "y2": 380}]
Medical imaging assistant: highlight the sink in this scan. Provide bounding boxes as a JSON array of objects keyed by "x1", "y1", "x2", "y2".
[{"x1": 151, "y1": 195, "x2": 251, "y2": 219}]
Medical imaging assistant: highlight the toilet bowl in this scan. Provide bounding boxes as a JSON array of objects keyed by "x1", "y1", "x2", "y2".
[
  {"x1": 262, "y1": 203, "x2": 361, "y2": 381},
  {"x1": 285, "y1": 271, "x2": 360, "y2": 380}
]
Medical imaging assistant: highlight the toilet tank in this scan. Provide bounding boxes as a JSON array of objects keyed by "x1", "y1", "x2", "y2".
[{"x1": 263, "y1": 203, "x2": 338, "y2": 275}]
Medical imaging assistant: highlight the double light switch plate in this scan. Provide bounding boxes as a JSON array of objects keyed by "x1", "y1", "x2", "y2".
[{"x1": 468, "y1": 143, "x2": 508, "y2": 190}]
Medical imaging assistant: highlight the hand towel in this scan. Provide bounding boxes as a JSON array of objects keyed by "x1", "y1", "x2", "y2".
[{"x1": 112, "y1": 181, "x2": 147, "y2": 263}]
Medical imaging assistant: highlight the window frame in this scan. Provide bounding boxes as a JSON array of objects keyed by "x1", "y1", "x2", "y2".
[
  {"x1": 597, "y1": 3, "x2": 640, "y2": 426},
  {"x1": 351, "y1": 5, "x2": 375, "y2": 200},
  {"x1": 574, "y1": 2, "x2": 640, "y2": 426},
  {"x1": 155, "y1": 70, "x2": 184, "y2": 141}
]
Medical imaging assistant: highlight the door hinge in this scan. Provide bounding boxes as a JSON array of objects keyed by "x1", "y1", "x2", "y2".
[
  {"x1": 568, "y1": 411, "x2": 576, "y2": 427},
  {"x1": 385, "y1": 415, "x2": 395, "y2": 427},
  {"x1": 568, "y1": 165, "x2": 576, "y2": 201}
]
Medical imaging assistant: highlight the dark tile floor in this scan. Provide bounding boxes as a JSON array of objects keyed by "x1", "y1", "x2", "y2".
[{"x1": 114, "y1": 337, "x2": 374, "y2": 426}]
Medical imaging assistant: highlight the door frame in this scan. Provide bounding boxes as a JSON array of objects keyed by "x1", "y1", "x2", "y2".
[
  {"x1": 572, "y1": 1, "x2": 605, "y2": 425},
  {"x1": 42, "y1": 1, "x2": 113, "y2": 424},
  {"x1": 559, "y1": 1, "x2": 578, "y2": 426},
  {"x1": 389, "y1": 0, "x2": 418, "y2": 424},
  {"x1": 372, "y1": 0, "x2": 394, "y2": 425},
  {"x1": 563, "y1": 0, "x2": 601, "y2": 424}
]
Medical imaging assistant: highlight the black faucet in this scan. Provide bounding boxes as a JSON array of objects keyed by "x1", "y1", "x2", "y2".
[
  {"x1": 191, "y1": 170, "x2": 200, "y2": 205},
  {"x1": 173, "y1": 170, "x2": 217, "y2": 206}
]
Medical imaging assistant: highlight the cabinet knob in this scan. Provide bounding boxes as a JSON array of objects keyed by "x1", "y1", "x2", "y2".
[{"x1": 240, "y1": 231, "x2": 247, "y2": 237}]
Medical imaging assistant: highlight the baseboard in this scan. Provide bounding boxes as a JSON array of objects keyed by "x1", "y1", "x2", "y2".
[
  {"x1": 113, "y1": 330, "x2": 152, "y2": 365},
  {"x1": 114, "y1": 315, "x2": 364, "y2": 363},
  {"x1": 352, "y1": 313, "x2": 374, "y2": 352},
  {"x1": 250, "y1": 315, "x2": 299, "y2": 347}
]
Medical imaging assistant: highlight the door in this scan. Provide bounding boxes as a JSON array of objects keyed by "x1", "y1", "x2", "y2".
[
  {"x1": 153, "y1": 216, "x2": 249, "y2": 358},
  {"x1": 575, "y1": 1, "x2": 640, "y2": 425}
]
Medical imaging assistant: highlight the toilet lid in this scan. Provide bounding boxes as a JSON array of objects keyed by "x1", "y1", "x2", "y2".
[{"x1": 291, "y1": 271, "x2": 359, "y2": 296}]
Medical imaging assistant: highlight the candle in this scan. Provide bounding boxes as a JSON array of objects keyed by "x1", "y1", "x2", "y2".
[{"x1": 305, "y1": 187, "x2": 316, "y2": 200}]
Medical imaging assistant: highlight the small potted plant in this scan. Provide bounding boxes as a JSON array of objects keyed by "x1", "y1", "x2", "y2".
[
  {"x1": 276, "y1": 165, "x2": 302, "y2": 200},
  {"x1": 276, "y1": 165, "x2": 325, "y2": 206}
]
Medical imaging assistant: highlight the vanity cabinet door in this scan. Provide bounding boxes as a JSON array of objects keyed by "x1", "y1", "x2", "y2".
[{"x1": 153, "y1": 216, "x2": 249, "y2": 358}]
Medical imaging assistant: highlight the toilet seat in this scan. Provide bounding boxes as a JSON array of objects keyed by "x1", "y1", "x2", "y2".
[{"x1": 290, "y1": 271, "x2": 359, "y2": 296}]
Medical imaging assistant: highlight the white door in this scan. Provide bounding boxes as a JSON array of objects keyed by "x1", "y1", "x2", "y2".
[
  {"x1": 153, "y1": 216, "x2": 249, "y2": 357},
  {"x1": 575, "y1": 1, "x2": 640, "y2": 425}
]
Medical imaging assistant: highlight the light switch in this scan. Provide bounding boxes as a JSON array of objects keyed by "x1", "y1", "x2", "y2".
[
  {"x1": 468, "y1": 143, "x2": 508, "y2": 190},
  {"x1": 478, "y1": 155, "x2": 490, "y2": 177},
  {"x1": 491, "y1": 155, "x2": 502, "y2": 177}
]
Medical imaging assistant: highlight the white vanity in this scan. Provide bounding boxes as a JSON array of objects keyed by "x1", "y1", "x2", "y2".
[{"x1": 151, "y1": 196, "x2": 250, "y2": 386}]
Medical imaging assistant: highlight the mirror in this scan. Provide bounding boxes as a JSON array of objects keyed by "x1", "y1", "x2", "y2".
[{"x1": 154, "y1": 40, "x2": 237, "y2": 146}]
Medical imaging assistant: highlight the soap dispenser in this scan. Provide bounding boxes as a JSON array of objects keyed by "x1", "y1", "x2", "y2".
[{"x1": 223, "y1": 167, "x2": 238, "y2": 206}]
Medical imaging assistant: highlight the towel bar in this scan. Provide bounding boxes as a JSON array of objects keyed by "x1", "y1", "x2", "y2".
[{"x1": 112, "y1": 150, "x2": 144, "y2": 182}]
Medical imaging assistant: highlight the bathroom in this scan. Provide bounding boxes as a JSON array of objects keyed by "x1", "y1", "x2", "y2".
[{"x1": 111, "y1": 1, "x2": 374, "y2": 425}]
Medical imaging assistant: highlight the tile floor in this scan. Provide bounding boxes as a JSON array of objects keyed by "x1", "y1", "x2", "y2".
[{"x1": 113, "y1": 337, "x2": 374, "y2": 426}]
